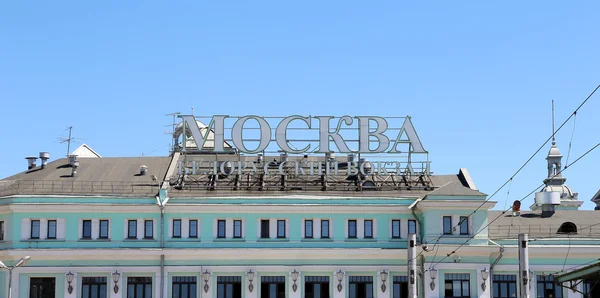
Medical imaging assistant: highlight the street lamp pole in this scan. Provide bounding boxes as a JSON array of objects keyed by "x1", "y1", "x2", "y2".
[{"x1": 0, "y1": 256, "x2": 31, "y2": 298}]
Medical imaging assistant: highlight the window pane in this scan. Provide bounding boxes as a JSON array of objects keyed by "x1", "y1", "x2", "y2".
[
  {"x1": 31, "y1": 220, "x2": 40, "y2": 238},
  {"x1": 348, "y1": 220, "x2": 357, "y2": 238},
  {"x1": 234, "y1": 220, "x2": 242, "y2": 238},
  {"x1": 129, "y1": 220, "x2": 137, "y2": 238},
  {"x1": 261, "y1": 220, "x2": 270, "y2": 238},
  {"x1": 100, "y1": 220, "x2": 109, "y2": 238},
  {"x1": 173, "y1": 220, "x2": 181, "y2": 237},
  {"x1": 218, "y1": 220, "x2": 226, "y2": 238},
  {"x1": 408, "y1": 220, "x2": 416, "y2": 234},
  {"x1": 392, "y1": 220, "x2": 400, "y2": 238},
  {"x1": 145, "y1": 220, "x2": 153, "y2": 238},
  {"x1": 305, "y1": 220, "x2": 313, "y2": 238},
  {"x1": 453, "y1": 280, "x2": 461, "y2": 296},
  {"x1": 443, "y1": 217, "x2": 452, "y2": 234},
  {"x1": 277, "y1": 220, "x2": 285, "y2": 238},
  {"x1": 189, "y1": 220, "x2": 198, "y2": 238},
  {"x1": 460, "y1": 217, "x2": 468, "y2": 234},
  {"x1": 321, "y1": 220, "x2": 329, "y2": 238},
  {"x1": 48, "y1": 220, "x2": 57, "y2": 238},
  {"x1": 461, "y1": 280, "x2": 469, "y2": 296},
  {"x1": 364, "y1": 220, "x2": 373, "y2": 238}
]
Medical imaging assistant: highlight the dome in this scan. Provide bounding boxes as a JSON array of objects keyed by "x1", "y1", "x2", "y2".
[
  {"x1": 544, "y1": 184, "x2": 577, "y2": 200},
  {"x1": 547, "y1": 143, "x2": 562, "y2": 158}
]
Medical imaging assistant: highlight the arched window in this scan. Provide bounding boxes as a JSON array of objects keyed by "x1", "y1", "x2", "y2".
[{"x1": 557, "y1": 222, "x2": 577, "y2": 234}]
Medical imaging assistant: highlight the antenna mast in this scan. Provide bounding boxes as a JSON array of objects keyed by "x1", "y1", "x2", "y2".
[
  {"x1": 552, "y1": 100, "x2": 555, "y2": 144},
  {"x1": 62, "y1": 126, "x2": 74, "y2": 156}
]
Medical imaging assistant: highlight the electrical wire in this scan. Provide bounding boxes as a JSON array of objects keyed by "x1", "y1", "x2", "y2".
[
  {"x1": 561, "y1": 234, "x2": 571, "y2": 272},
  {"x1": 418, "y1": 84, "x2": 600, "y2": 250},
  {"x1": 565, "y1": 112, "x2": 577, "y2": 166},
  {"x1": 424, "y1": 141, "x2": 600, "y2": 272}
]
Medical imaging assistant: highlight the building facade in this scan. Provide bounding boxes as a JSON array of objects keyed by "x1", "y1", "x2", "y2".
[{"x1": 1, "y1": 116, "x2": 599, "y2": 298}]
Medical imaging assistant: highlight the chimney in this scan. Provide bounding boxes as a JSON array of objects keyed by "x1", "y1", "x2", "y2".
[
  {"x1": 26, "y1": 156, "x2": 38, "y2": 170},
  {"x1": 140, "y1": 165, "x2": 148, "y2": 176},
  {"x1": 68, "y1": 154, "x2": 78, "y2": 166},
  {"x1": 71, "y1": 160, "x2": 80, "y2": 177},
  {"x1": 39, "y1": 152, "x2": 50, "y2": 169}
]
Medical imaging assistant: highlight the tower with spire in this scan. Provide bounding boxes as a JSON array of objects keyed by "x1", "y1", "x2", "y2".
[{"x1": 530, "y1": 101, "x2": 583, "y2": 212}]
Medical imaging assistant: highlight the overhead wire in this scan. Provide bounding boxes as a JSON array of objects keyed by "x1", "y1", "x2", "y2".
[
  {"x1": 419, "y1": 84, "x2": 600, "y2": 254},
  {"x1": 424, "y1": 140, "x2": 600, "y2": 272}
]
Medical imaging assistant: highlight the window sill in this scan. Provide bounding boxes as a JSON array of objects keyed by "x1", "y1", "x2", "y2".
[
  {"x1": 257, "y1": 238, "x2": 289, "y2": 242},
  {"x1": 301, "y1": 238, "x2": 334, "y2": 242},
  {"x1": 170, "y1": 238, "x2": 202, "y2": 242},
  {"x1": 389, "y1": 238, "x2": 403, "y2": 242},
  {"x1": 123, "y1": 238, "x2": 157, "y2": 242},
  {"x1": 345, "y1": 238, "x2": 377, "y2": 242},
  {"x1": 78, "y1": 238, "x2": 111, "y2": 242},
  {"x1": 22, "y1": 239, "x2": 65, "y2": 242},
  {"x1": 213, "y1": 238, "x2": 245, "y2": 242}
]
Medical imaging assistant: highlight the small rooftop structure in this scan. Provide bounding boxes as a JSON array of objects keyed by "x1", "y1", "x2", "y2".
[{"x1": 70, "y1": 144, "x2": 102, "y2": 158}]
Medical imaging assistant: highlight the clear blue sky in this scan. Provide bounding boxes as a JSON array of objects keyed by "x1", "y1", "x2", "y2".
[{"x1": 1, "y1": 1, "x2": 599, "y2": 210}]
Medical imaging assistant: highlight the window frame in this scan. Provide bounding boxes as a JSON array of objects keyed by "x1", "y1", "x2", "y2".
[
  {"x1": 443, "y1": 216, "x2": 453, "y2": 235},
  {"x1": 127, "y1": 220, "x2": 137, "y2": 239},
  {"x1": 261, "y1": 219, "x2": 270, "y2": 239},
  {"x1": 47, "y1": 219, "x2": 57, "y2": 239},
  {"x1": 260, "y1": 276, "x2": 286, "y2": 298},
  {"x1": 492, "y1": 274, "x2": 517, "y2": 298},
  {"x1": 30, "y1": 219, "x2": 41, "y2": 239},
  {"x1": 0, "y1": 221, "x2": 4, "y2": 241},
  {"x1": 348, "y1": 276, "x2": 374, "y2": 298},
  {"x1": 459, "y1": 216, "x2": 469, "y2": 235},
  {"x1": 172, "y1": 276, "x2": 197, "y2": 298},
  {"x1": 444, "y1": 273, "x2": 471, "y2": 298},
  {"x1": 217, "y1": 220, "x2": 226, "y2": 238},
  {"x1": 305, "y1": 219, "x2": 314, "y2": 239},
  {"x1": 127, "y1": 277, "x2": 153, "y2": 298},
  {"x1": 233, "y1": 219, "x2": 242, "y2": 238},
  {"x1": 391, "y1": 219, "x2": 401, "y2": 239},
  {"x1": 189, "y1": 220, "x2": 198, "y2": 238},
  {"x1": 321, "y1": 220, "x2": 330, "y2": 239},
  {"x1": 99, "y1": 219, "x2": 109, "y2": 239},
  {"x1": 82, "y1": 219, "x2": 92, "y2": 239},
  {"x1": 144, "y1": 220, "x2": 154, "y2": 239},
  {"x1": 173, "y1": 219, "x2": 182, "y2": 238},
  {"x1": 364, "y1": 219, "x2": 373, "y2": 239},
  {"x1": 81, "y1": 277, "x2": 108, "y2": 298},
  {"x1": 408, "y1": 219, "x2": 417, "y2": 235},
  {"x1": 277, "y1": 219, "x2": 286, "y2": 238},
  {"x1": 348, "y1": 219, "x2": 357, "y2": 239}
]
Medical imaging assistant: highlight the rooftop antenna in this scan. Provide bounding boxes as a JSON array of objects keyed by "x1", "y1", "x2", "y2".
[
  {"x1": 191, "y1": 106, "x2": 194, "y2": 115},
  {"x1": 58, "y1": 126, "x2": 84, "y2": 156},
  {"x1": 552, "y1": 99, "x2": 556, "y2": 145},
  {"x1": 165, "y1": 112, "x2": 181, "y2": 150}
]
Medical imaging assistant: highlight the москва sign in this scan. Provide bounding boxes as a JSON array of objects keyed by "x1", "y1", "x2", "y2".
[{"x1": 178, "y1": 115, "x2": 427, "y2": 155}]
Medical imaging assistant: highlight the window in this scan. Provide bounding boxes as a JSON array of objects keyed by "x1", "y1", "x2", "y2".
[
  {"x1": 536, "y1": 275, "x2": 563, "y2": 298},
  {"x1": 277, "y1": 220, "x2": 286, "y2": 238},
  {"x1": 127, "y1": 277, "x2": 152, "y2": 298},
  {"x1": 30, "y1": 277, "x2": 56, "y2": 298},
  {"x1": 492, "y1": 274, "x2": 517, "y2": 298},
  {"x1": 47, "y1": 220, "x2": 57, "y2": 239},
  {"x1": 583, "y1": 280, "x2": 600, "y2": 298},
  {"x1": 233, "y1": 220, "x2": 242, "y2": 238},
  {"x1": 557, "y1": 222, "x2": 577, "y2": 234},
  {"x1": 82, "y1": 277, "x2": 107, "y2": 298},
  {"x1": 459, "y1": 216, "x2": 468, "y2": 235},
  {"x1": 173, "y1": 276, "x2": 197, "y2": 298},
  {"x1": 392, "y1": 276, "x2": 408, "y2": 298},
  {"x1": 144, "y1": 220, "x2": 153, "y2": 239},
  {"x1": 408, "y1": 220, "x2": 417, "y2": 235},
  {"x1": 349, "y1": 276, "x2": 373, "y2": 298},
  {"x1": 443, "y1": 216, "x2": 452, "y2": 235},
  {"x1": 99, "y1": 220, "x2": 109, "y2": 239},
  {"x1": 217, "y1": 220, "x2": 226, "y2": 238},
  {"x1": 31, "y1": 220, "x2": 40, "y2": 239},
  {"x1": 0, "y1": 221, "x2": 4, "y2": 240},
  {"x1": 444, "y1": 273, "x2": 470, "y2": 298},
  {"x1": 82, "y1": 220, "x2": 92, "y2": 239},
  {"x1": 189, "y1": 220, "x2": 198, "y2": 238},
  {"x1": 217, "y1": 276, "x2": 242, "y2": 298},
  {"x1": 392, "y1": 220, "x2": 401, "y2": 239},
  {"x1": 305, "y1": 276, "x2": 330, "y2": 298},
  {"x1": 128, "y1": 220, "x2": 137, "y2": 239},
  {"x1": 364, "y1": 220, "x2": 373, "y2": 238},
  {"x1": 348, "y1": 220, "x2": 357, "y2": 238},
  {"x1": 261, "y1": 276, "x2": 286, "y2": 298},
  {"x1": 305, "y1": 220, "x2": 313, "y2": 238},
  {"x1": 173, "y1": 219, "x2": 182, "y2": 238},
  {"x1": 261, "y1": 220, "x2": 270, "y2": 239},
  {"x1": 321, "y1": 220, "x2": 330, "y2": 238}
]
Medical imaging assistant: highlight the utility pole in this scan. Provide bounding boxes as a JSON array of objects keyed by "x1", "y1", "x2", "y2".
[
  {"x1": 408, "y1": 233, "x2": 418, "y2": 298},
  {"x1": 518, "y1": 233, "x2": 530, "y2": 298}
]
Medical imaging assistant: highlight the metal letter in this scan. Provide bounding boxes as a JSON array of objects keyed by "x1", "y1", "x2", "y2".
[
  {"x1": 231, "y1": 116, "x2": 272, "y2": 154},
  {"x1": 179, "y1": 115, "x2": 226, "y2": 152},
  {"x1": 389, "y1": 117, "x2": 426, "y2": 153},
  {"x1": 316, "y1": 116, "x2": 353, "y2": 153},
  {"x1": 357, "y1": 117, "x2": 390, "y2": 153},
  {"x1": 276, "y1": 116, "x2": 311, "y2": 153}
]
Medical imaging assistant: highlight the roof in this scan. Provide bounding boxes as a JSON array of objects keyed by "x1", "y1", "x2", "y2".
[
  {"x1": 487, "y1": 210, "x2": 600, "y2": 239},
  {"x1": 71, "y1": 144, "x2": 102, "y2": 158},
  {"x1": 554, "y1": 260, "x2": 600, "y2": 283},
  {"x1": 0, "y1": 156, "x2": 171, "y2": 197},
  {"x1": 0, "y1": 152, "x2": 486, "y2": 199}
]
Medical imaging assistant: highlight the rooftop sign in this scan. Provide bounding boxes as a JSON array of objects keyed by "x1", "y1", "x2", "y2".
[{"x1": 177, "y1": 115, "x2": 427, "y2": 155}]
